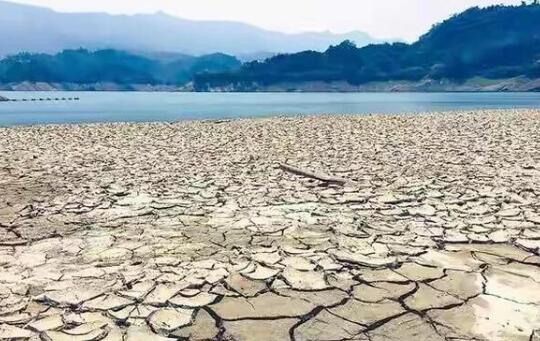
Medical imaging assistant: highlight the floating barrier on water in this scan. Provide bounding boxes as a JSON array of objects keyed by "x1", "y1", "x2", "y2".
[{"x1": 2, "y1": 97, "x2": 80, "y2": 102}]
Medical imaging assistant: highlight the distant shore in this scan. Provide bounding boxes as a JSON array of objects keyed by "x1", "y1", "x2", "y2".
[{"x1": 1, "y1": 76, "x2": 539, "y2": 92}]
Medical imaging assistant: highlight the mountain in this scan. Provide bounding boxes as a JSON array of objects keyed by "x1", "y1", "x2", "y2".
[
  {"x1": 194, "y1": 4, "x2": 540, "y2": 91},
  {"x1": 0, "y1": 49, "x2": 241, "y2": 87},
  {"x1": 3, "y1": 3, "x2": 539, "y2": 92},
  {"x1": 0, "y1": 0, "x2": 385, "y2": 57}
]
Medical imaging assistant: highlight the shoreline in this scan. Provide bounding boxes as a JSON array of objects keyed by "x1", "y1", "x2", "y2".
[
  {"x1": 1, "y1": 76, "x2": 539, "y2": 92},
  {"x1": 1, "y1": 107, "x2": 540, "y2": 129},
  {"x1": 2, "y1": 89, "x2": 539, "y2": 93},
  {"x1": 1, "y1": 109, "x2": 539, "y2": 340},
  {"x1": 2, "y1": 89, "x2": 540, "y2": 93}
]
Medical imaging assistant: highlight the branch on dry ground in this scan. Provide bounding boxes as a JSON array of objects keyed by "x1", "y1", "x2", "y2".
[{"x1": 279, "y1": 163, "x2": 349, "y2": 185}]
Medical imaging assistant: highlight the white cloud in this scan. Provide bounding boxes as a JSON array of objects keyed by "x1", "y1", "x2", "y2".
[{"x1": 7, "y1": 0, "x2": 522, "y2": 41}]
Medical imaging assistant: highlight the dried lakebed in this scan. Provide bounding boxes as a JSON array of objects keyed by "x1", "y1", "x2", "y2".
[{"x1": 0, "y1": 109, "x2": 539, "y2": 341}]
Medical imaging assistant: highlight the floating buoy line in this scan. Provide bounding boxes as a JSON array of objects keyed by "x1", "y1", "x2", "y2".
[{"x1": 2, "y1": 97, "x2": 80, "y2": 102}]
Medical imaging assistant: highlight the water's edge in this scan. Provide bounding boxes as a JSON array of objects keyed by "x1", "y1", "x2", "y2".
[{"x1": 1, "y1": 92, "x2": 540, "y2": 127}]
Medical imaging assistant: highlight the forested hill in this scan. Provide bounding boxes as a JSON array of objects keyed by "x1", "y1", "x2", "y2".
[
  {"x1": 0, "y1": 49, "x2": 241, "y2": 87},
  {"x1": 194, "y1": 4, "x2": 540, "y2": 91},
  {"x1": 2, "y1": 4, "x2": 540, "y2": 91}
]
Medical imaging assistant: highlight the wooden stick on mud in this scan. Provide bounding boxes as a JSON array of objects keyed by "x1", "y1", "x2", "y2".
[{"x1": 279, "y1": 163, "x2": 349, "y2": 185}]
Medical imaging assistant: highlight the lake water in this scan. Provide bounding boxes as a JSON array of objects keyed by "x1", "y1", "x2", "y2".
[{"x1": 1, "y1": 91, "x2": 540, "y2": 126}]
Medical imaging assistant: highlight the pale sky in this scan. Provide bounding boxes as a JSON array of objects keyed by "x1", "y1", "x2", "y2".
[{"x1": 9, "y1": 0, "x2": 522, "y2": 41}]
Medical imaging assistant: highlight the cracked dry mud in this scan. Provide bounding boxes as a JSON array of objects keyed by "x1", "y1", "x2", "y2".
[{"x1": 1, "y1": 109, "x2": 540, "y2": 341}]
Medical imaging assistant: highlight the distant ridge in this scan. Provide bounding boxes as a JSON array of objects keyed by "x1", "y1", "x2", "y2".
[
  {"x1": 3, "y1": 2, "x2": 539, "y2": 92},
  {"x1": 194, "y1": 4, "x2": 540, "y2": 91},
  {"x1": 0, "y1": 49, "x2": 242, "y2": 87},
  {"x1": 0, "y1": 0, "x2": 387, "y2": 57}
]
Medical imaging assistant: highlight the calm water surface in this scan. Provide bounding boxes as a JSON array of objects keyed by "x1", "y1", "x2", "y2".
[{"x1": 1, "y1": 92, "x2": 539, "y2": 126}]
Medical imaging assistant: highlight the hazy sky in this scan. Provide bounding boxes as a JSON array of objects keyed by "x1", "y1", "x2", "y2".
[{"x1": 10, "y1": 0, "x2": 521, "y2": 41}]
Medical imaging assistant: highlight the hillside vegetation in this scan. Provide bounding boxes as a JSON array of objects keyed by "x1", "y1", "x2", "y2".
[
  {"x1": 1, "y1": 4, "x2": 539, "y2": 91},
  {"x1": 0, "y1": 49, "x2": 241, "y2": 86},
  {"x1": 194, "y1": 4, "x2": 540, "y2": 90}
]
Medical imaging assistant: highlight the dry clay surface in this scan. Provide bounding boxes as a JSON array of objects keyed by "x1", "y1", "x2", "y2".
[{"x1": 0, "y1": 109, "x2": 540, "y2": 341}]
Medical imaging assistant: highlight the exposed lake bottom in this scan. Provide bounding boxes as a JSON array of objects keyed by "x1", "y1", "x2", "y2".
[{"x1": 0, "y1": 109, "x2": 539, "y2": 340}]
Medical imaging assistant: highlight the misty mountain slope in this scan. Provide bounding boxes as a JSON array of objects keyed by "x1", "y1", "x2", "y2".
[
  {"x1": 194, "y1": 4, "x2": 540, "y2": 90},
  {"x1": 0, "y1": 0, "x2": 384, "y2": 56},
  {"x1": 0, "y1": 49, "x2": 242, "y2": 85}
]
